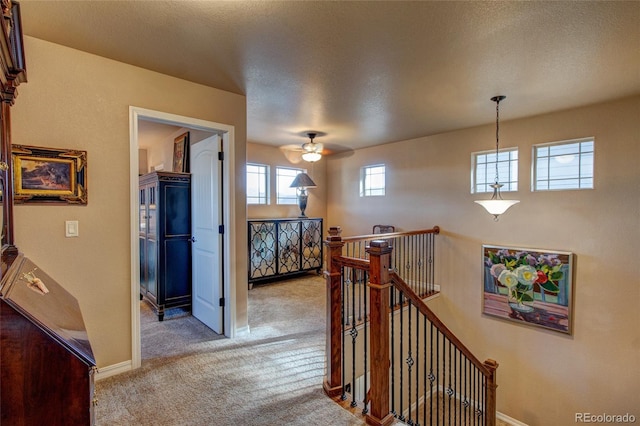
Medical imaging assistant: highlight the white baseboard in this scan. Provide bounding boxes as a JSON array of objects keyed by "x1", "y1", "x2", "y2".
[
  {"x1": 498, "y1": 411, "x2": 529, "y2": 426},
  {"x1": 235, "y1": 324, "x2": 250, "y2": 336},
  {"x1": 95, "y1": 360, "x2": 132, "y2": 381}
]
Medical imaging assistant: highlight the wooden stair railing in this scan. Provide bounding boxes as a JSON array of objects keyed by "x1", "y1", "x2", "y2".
[
  {"x1": 323, "y1": 226, "x2": 498, "y2": 426},
  {"x1": 389, "y1": 271, "x2": 498, "y2": 426}
]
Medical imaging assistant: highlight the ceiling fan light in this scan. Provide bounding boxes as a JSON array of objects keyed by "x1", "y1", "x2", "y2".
[
  {"x1": 302, "y1": 151, "x2": 322, "y2": 162},
  {"x1": 303, "y1": 141, "x2": 323, "y2": 153}
]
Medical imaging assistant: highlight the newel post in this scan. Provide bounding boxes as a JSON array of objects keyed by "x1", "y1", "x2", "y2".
[
  {"x1": 323, "y1": 226, "x2": 344, "y2": 397},
  {"x1": 484, "y1": 359, "x2": 499, "y2": 426},
  {"x1": 365, "y1": 240, "x2": 395, "y2": 426}
]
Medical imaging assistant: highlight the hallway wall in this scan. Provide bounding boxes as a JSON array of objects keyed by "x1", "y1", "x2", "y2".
[{"x1": 326, "y1": 96, "x2": 640, "y2": 424}]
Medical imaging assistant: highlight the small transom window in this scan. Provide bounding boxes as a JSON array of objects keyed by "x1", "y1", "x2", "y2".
[
  {"x1": 360, "y1": 164, "x2": 386, "y2": 197},
  {"x1": 533, "y1": 138, "x2": 594, "y2": 191},
  {"x1": 472, "y1": 148, "x2": 518, "y2": 193}
]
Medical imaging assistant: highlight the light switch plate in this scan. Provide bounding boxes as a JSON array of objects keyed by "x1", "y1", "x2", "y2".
[{"x1": 65, "y1": 220, "x2": 79, "y2": 237}]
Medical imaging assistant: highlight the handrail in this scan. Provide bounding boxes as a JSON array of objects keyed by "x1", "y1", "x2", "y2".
[
  {"x1": 323, "y1": 225, "x2": 497, "y2": 426},
  {"x1": 342, "y1": 226, "x2": 440, "y2": 243},
  {"x1": 391, "y1": 271, "x2": 491, "y2": 376},
  {"x1": 334, "y1": 255, "x2": 370, "y2": 270}
]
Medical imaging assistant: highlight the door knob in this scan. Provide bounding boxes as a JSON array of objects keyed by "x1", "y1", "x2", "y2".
[{"x1": 190, "y1": 236, "x2": 197, "y2": 243}]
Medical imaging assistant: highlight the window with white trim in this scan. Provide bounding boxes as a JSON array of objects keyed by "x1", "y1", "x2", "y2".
[
  {"x1": 360, "y1": 164, "x2": 386, "y2": 197},
  {"x1": 246, "y1": 163, "x2": 269, "y2": 204},
  {"x1": 472, "y1": 148, "x2": 518, "y2": 193},
  {"x1": 533, "y1": 138, "x2": 594, "y2": 191},
  {"x1": 276, "y1": 166, "x2": 304, "y2": 204}
]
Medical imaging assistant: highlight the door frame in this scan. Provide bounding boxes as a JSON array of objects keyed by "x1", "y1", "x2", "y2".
[{"x1": 129, "y1": 106, "x2": 236, "y2": 370}]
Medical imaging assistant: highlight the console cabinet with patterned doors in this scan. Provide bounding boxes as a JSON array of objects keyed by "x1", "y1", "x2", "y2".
[
  {"x1": 139, "y1": 171, "x2": 192, "y2": 320},
  {"x1": 248, "y1": 218, "x2": 323, "y2": 287}
]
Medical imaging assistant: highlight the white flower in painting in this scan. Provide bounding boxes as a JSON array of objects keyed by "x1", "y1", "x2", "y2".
[
  {"x1": 490, "y1": 263, "x2": 506, "y2": 279},
  {"x1": 498, "y1": 270, "x2": 518, "y2": 289},
  {"x1": 515, "y1": 265, "x2": 537, "y2": 286}
]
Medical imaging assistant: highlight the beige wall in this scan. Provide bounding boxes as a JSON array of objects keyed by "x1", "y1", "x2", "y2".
[
  {"x1": 247, "y1": 141, "x2": 327, "y2": 221},
  {"x1": 11, "y1": 37, "x2": 248, "y2": 367},
  {"x1": 327, "y1": 96, "x2": 640, "y2": 424}
]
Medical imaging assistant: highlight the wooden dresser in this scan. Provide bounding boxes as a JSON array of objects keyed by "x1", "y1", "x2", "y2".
[
  {"x1": 0, "y1": 3, "x2": 97, "y2": 424},
  {"x1": 1, "y1": 255, "x2": 97, "y2": 425}
]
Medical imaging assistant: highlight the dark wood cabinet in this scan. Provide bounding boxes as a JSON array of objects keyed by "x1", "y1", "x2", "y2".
[
  {"x1": 139, "y1": 171, "x2": 191, "y2": 320},
  {"x1": 1, "y1": 255, "x2": 97, "y2": 425},
  {"x1": 248, "y1": 218, "x2": 323, "y2": 286},
  {"x1": 0, "y1": 3, "x2": 97, "y2": 425}
]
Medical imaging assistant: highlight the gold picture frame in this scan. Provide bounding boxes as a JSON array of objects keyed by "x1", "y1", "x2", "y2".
[
  {"x1": 12, "y1": 145, "x2": 87, "y2": 205},
  {"x1": 172, "y1": 132, "x2": 190, "y2": 173}
]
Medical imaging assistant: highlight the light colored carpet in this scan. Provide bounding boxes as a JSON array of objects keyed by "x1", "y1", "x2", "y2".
[{"x1": 95, "y1": 275, "x2": 365, "y2": 426}]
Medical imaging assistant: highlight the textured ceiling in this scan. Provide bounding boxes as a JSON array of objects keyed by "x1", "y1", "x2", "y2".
[{"x1": 18, "y1": 1, "x2": 640, "y2": 152}]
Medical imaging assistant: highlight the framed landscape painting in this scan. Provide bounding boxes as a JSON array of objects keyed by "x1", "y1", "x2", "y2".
[
  {"x1": 12, "y1": 145, "x2": 87, "y2": 205},
  {"x1": 482, "y1": 244, "x2": 574, "y2": 334}
]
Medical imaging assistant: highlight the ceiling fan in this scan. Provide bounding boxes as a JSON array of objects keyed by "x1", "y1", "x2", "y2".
[{"x1": 280, "y1": 132, "x2": 327, "y2": 163}]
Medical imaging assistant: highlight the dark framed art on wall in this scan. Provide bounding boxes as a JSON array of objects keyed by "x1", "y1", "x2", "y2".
[
  {"x1": 12, "y1": 145, "x2": 87, "y2": 205},
  {"x1": 172, "y1": 132, "x2": 190, "y2": 173}
]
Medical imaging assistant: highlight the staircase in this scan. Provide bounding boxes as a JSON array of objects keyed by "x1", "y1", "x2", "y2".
[{"x1": 323, "y1": 226, "x2": 498, "y2": 426}]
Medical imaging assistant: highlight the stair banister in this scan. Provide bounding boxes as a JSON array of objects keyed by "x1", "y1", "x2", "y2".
[
  {"x1": 323, "y1": 226, "x2": 344, "y2": 397},
  {"x1": 365, "y1": 240, "x2": 394, "y2": 426}
]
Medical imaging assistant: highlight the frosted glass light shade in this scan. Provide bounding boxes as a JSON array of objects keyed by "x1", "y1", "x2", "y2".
[
  {"x1": 475, "y1": 199, "x2": 520, "y2": 219},
  {"x1": 301, "y1": 151, "x2": 322, "y2": 162}
]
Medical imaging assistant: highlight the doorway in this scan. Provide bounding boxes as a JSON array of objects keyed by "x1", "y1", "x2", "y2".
[{"x1": 129, "y1": 106, "x2": 236, "y2": 370}]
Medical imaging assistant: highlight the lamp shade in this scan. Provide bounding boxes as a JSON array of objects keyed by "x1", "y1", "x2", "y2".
[
  {"x1": 474, "y1": 199, "x2": 520, "y2": 216},
  {"x1": 289, "y1": 172, "x2": 317, "y2": 188}
]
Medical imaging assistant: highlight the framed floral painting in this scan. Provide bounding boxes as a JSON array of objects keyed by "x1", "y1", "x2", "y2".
[{"x1": 482, "y1": 245, "x2": 574, "y2": 334}]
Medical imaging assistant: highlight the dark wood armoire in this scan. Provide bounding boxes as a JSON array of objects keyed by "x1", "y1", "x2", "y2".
[
  {"x1": 139, "y1": 171, "x2": 192, "y2": 321},
  {"x1": 0, "y1": 2, "x2": 98, "y2": 425}
]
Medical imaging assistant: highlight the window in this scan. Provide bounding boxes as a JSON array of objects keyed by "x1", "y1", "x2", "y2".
[
  {"x1": 276, "y1": 166, "x2": 304, "y2": 204},
  {"x1": 360, "y1": 164, "x2": 386, "y2": 197},
  {"x1": 533, "y1": 138, "x2": 594, "y2": 191},
  {"x1": 246, "y1": 163, "x2": 269, "y2": 204},
  {"x1": 472, "y1": 148, "x2": 518, "y2": 193}
]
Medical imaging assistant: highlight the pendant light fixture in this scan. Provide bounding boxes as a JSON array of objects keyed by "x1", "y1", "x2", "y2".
[
  {"x1": 474, "y1": 95, "x2": 519, "y2": 221},
  {"x1": 301, "y1": 132, "x2": 323, "y2": 163}
]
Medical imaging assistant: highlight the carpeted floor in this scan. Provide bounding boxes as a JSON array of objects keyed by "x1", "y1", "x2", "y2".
[{"x1": 95, "y1": 275, "x2": 365, "y2": 425}]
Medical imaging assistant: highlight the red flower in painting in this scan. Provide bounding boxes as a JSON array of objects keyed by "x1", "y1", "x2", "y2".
[{"x1": 535, "y1": 270, "x2": 548, "y2": 284}]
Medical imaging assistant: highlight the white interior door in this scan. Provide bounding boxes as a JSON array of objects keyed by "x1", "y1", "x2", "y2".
[{"x1": 191, "y1": 135, "x2": 223, "y2": 333}]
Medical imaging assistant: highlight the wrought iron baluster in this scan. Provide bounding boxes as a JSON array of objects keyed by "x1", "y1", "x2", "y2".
[
  {"x1": 447, "y1": 340, "x2": 452, "y2": 426},
  {"x1": 423, "y1": 315, "x2": 428, "y2": 426},
  {"x1": 350, "y1": 267, "x2": 358, "y2": 408},
  {"x1": 341, "y1": 266, "x2": 347, "y2": 401},
  {"x1": 418, "y1": 233, "x2": 424, "y2": 296},
  {"x1": 414, "y1": 304, "x2": 420, "y2": 426},
  {"x1": 412, "y1": 234, "x2": 417, "y2": 295},
  {"x1": 398, "y1": 290, "x2": 405, "y2": 422},
  {"x1": 430, "y1": 233, "x2": 435, "y2": 294},
  {"x1": 429, "y1": 321, "x2": 434, "y2": 426},
  {"x1": 406, "y1": 301, "x2": 413, "y2": 425},
  {"x1": 436, "y1": 328, "x2": 440, "y2": 425}
]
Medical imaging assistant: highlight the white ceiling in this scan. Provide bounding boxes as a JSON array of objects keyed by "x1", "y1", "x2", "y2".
[{"x1": 19, "y1": 1, "x2": 640, "y2": 152}]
